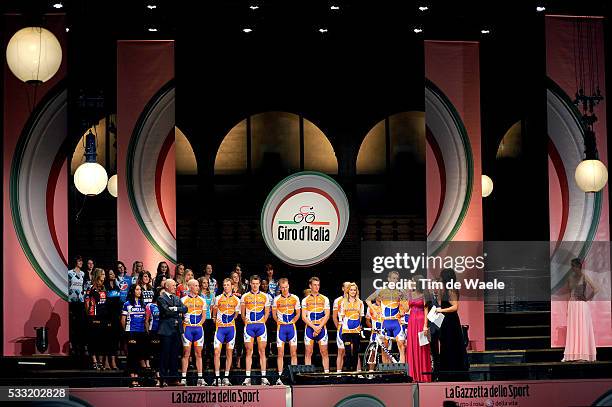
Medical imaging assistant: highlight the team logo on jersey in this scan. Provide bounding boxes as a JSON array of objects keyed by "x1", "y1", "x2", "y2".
[{"x1": 261, "y1": 171, "x2": 349, "y2": 267}]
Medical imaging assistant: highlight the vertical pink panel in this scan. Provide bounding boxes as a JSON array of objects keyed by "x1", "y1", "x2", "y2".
[
  {"x1": 546, "y1": 16, "x2": 611, "y2": 347},
  {"x1": 117, "y1": 41, "x2": 175, "y2": 275},
  {"x1": 3, "y1": 16, "x2": 69, "y2": 355},
  {"x1": 425, "y1": 41, "x2": 485, "y2": 351}
]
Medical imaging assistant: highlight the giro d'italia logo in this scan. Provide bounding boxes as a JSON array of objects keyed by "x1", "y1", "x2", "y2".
[{"x1": 261, "y1": 172, "x2": 349, "y2": 267}]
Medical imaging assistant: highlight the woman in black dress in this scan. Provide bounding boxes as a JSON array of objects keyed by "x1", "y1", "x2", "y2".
[
  {"x1": 436, "y1": 268, "x2": 468, "y2": 381},
  {"x1": 104, "y1": 269, "x2": 122, "y2": 369}
]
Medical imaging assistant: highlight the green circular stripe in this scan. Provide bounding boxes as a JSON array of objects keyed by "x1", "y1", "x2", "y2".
[
  {"x1": 9, "y1": 82, "x2": 68, "y2": 301},
  {"x1": 125, "y1": 80, "x2": 177, "y2": 263},
  {"x1": 546, "y1": 77, "x2": 602, "y2": 293},
  {"x1": 425, "y1": 78, "x2": 474, "y2": 254}
]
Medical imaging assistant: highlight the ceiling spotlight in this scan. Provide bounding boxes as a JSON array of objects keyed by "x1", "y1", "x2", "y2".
[
  {"x1": 536, "y1": 6, "x2": 546, "y2": 12},
  {"x1": 148, "y1": 27, "x2": 158, "y2": 32},
  {"x1": 418, "y1": 6, "x2": 429, "y2": 11},
  {"x1": 330, "y1": 5, "x2": 340, "y2": 10},
  {"x1": 413, "y1": 27, "x2": 423, "y2": 34},
  {"x1": 243, "y1": 28, "x2": 253, "y2": 33},
  {"x1": 481, "y1": 29, "x2": 491, "y2": 34},
  {"x1": 319, "y1": 28, "x2": 329, "y2": 33},
  {"x1": 65, "y1": 27, "x2": 70, "y2": 32},
  {"x1": 147, "y1": 5, "x2": 157, "y2": 9},
  {"x1": 249, "y1": 5, "x2": 259, "y2": 10},
  {"x1": 52, "y1": 2, "x2": 63, "y2": 8}
]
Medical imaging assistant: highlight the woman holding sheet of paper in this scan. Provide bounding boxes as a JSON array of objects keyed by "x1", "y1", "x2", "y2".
[
  {"x1": 436, "y1": 268, "x2": 468, "y2": 381},
  {"x1": 404, "y1": 274, "x2": 432, "y2": 382}
]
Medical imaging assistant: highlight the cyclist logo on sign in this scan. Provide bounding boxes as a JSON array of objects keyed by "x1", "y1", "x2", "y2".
[{"x1": 293, "y1": 206, "x2": 316, "y2": 224}]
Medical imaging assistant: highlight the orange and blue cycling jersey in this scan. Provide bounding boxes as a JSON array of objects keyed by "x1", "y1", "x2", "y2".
[
  {"x1": 181, "y1": 294, "x2": 206, "y2": 347},
  {"x1": 241, "y1": 291, "x2": 270, "y2": 324},
  {"x1": 272, "y1": 294, "x2": 301, "y2": 325},
  {"x1": 378, "y1": 288, "x2": 401, "y2": 319},
  {"x1": 302, "y1": 293, "x2": 330, "y2": 346},
  {"x1": 215, "y1": 293, "x2": 240, "y2": 327},
  {"x1": 181, "y1": 294, "x2": 206, "y2": 327},
  {"x1": 301, "y1": 293, "x2": 330, "y2": 325},
  {"x1": 214, "y1": 293, "x2": 240, "y2": 349},
  {"x1": 273, "y1": 293, "x2": 301, "y2": 347},
  {"x1": 333, "y1": 296, "x2": 345, "y2": 350},
  {"x1": 376, "y1": 288, "x2": 405, "y2": 340},
  {"x1": 339, "y1": 299, "x2": 365, "y2": 334},
  {"x1": 366, "y1": 306, "x2": 383, "y2": 342},
  {"x1": 241, "y1": 291, "x2": 270, "y2": 343}
]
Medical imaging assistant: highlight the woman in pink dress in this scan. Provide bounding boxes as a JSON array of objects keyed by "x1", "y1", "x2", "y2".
[
  {"x1": 405, "y1": 274, "x2": 431, "y2": 382},
  {"x1": 563, "y1": 258, "x2": 597, "y2": 362}
]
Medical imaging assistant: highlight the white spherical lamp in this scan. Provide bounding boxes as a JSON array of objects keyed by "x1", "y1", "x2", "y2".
[
  {"x1": 73, "y1": 131, "x2": 108, "y2": 196},
  {"x1": 482, "y1": 174, "x2": 494, "y2": 197},
  {"x1": 74, "y1": 163, "x2": 108, "y2": 196},
  {"x1": 6, "y1": 27, "x2": 62, "y2": 84},
  {"x1": 107, "y1": 174, "x2": 118, "y2": 197},
  {"x1": 575, "y1": 159, "x2": 608, "y2": 193}
]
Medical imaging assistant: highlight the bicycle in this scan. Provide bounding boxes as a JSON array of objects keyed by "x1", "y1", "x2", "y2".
[
  {"x1": 293, "y1": 205, "x2": 316, "y2": 223},
  {"x1": 362, "y1": 327, "x2": 400, "y2": 367}
]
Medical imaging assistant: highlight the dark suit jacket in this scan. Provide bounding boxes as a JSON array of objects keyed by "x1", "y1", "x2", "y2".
[{"x1": 157, "y1": 293, "x2": 188, "y2": 336}]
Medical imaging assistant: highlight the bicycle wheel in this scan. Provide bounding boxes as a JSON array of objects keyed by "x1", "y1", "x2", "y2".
[
  {"x1": 363, "y1": 342, "x2": 380, "y2": 368},
  {"x1": 293, "y1": 213, "x2": 304, "y2": 223},
  {"x1": 305, "y1": 213, "x2": 315, "y2": 223}
]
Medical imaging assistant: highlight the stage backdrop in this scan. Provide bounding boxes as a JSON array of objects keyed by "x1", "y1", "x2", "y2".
[
  {"x1": 117, "y1": 41, "x2": 177, "y2": 273},
  {"x1": 425, "y1": 41, "x2": 485, "y2": 351},
  {"x1": 546, "y1": 16, "x2": 612, "y2": 347},
  {"x1": 2, "y1": 16, "x2": 69, "y2": 356}
]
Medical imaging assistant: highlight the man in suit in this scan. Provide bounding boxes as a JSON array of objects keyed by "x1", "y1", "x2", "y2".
[{"x1": 158, "y1": 279, "x2": 188, "y2": 386}]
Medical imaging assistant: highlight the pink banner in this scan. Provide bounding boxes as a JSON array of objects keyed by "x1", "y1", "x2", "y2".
[
  {"x1": 117, "y1": 41, "x2": 176, "y2": 274},
  {"x1": 72, "y1": 386, "x2": 289, "y2": 407},
  {"x1": 3, "y1": 16, "x2": 69, "y2": 355},
  {"x1": 425, "y1": 41, "x2": 485, "y2": 351},
  {"x1": 293, "y1": 383, "x2": 415, "y2": 407},
  {"x1": 546, "y1": 16, "x2": 612, "y2": 347},
  {"x1": 419, "y1": 379, "x2": 612, "y2": 407}
]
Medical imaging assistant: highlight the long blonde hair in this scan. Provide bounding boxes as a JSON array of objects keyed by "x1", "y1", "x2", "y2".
[{"x1": 342, "y1": 282, "x2": 360, "y2": 312}]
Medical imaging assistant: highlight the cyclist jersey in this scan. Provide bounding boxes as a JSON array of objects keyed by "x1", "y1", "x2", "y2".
[
  {"x1": 181, "y1": 294, "x2": 206, "y2": 327},
  {"x1": 333, "y1": 296, "x2": 344, "y2": 322},
  {"x1": 68, "y1": 269, "x2": 85, "y2": 302},
  {"x1": 85, "y1": 287, "x2": 107, "y2": 318},
  {"x1": 122, "y1": 300, "x2": 146, "y2": 332},
  {"x1": 145, "y1": 302, "x2": 160, "y2": 332},
  {"x1": 378, "y1": 288, "x2": 401, "y2": 320},
  {"x1": 177, "y1": 283, "x2": 189, "y2": 298},
  {"x1": 366, "y1": 306, "x2": 383, "y2": 331},
  {"x1": 118, "y1": 275, "x2": 131, "y2": 303},
  {"x1": 301, "y1": 293, "x2": 330, "y2": 325},
  {"x1": 339, "y1": 299, "x2": 365, "y2": 334},
  {"x1": 272, "y1": 294, "x2": 301, "y2": 324},
  {"x1": 241, "y1": 291, "x2": 270, "y2": 324},
  {"x1": 215, "y1": 293, "x2": 240, "y2": 327},
  {"x1": 141, "y1": 286, "x2": 154, "y2": 305},
  {"x1": 200, "y1": 292, "x2": 215, "y2": 319}
]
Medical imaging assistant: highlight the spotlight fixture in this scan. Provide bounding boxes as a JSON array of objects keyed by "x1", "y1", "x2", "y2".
[
  {"x1": 52, "y1": 2, "x2": 63, "y2": 9},
  {"x1": 330, "y1": 5, "x2": 340, "y2": 10},
  {"x1": 147, "y1": 5, "x2": 157, "y2": 9},
  {"x1": 481, "y1": 29, "x2": 491, "y2": 34},
  {"x1": 413, "y1": 27, "x2": 423, "y2": 34},
  {"x1": 318, "y1": 28, "x2": 329, "y2": 33},
  {"x1": 65, "y1": 27, "x2": 70, "y2": 32},
  {"x1": 418, "y1": 6, "x2": 429, "y2": 11},
  {"x1": 536, "y1": 6, "x2": 546, "y2": 12},
  {"x1": 249, "y1": 5, "x2": 259, "y2": 10},
  {"x1": 147, "y1": 27, "x2": 159, "y2": 32},
  {"x1": 243, "y1": 27, "x2": 253, "y2": 33}
]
